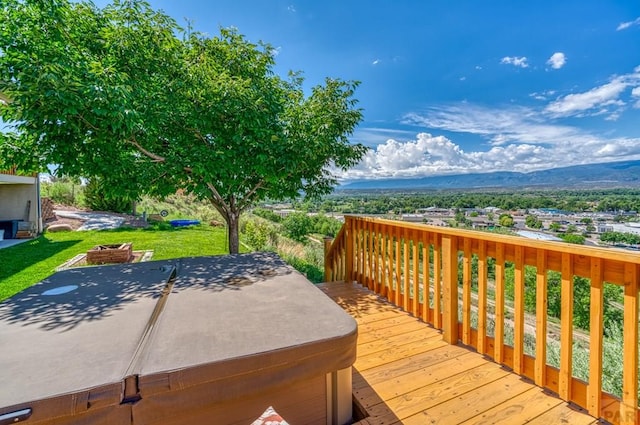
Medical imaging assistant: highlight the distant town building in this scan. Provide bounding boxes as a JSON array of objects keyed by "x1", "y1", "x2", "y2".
[
  {"x1": 416, "y1": 207, "x2": 451, "y2": 215},
  {"x1": 273, "y1": 209, "x2": 296, "y2": 218},
  {"x1": 597, "y1": 224, "x2": 614, "y2": 233},
  {"x1": 401, "y1": 214, "x2": 425, "y2": 223}
]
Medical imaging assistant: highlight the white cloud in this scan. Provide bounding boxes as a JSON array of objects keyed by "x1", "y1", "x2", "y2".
[
  {"x1": 344, "y1": 66, "x2": 640, "y2": 179},
  {"x1": 345, "y1": 105, "x2": 640, "y2": 179},
  {"x1": 633, "y1": 87, "x2": 640, "y2": 109},
  {"x1": 475, "y1": 65, "x2": 482, "y2": 70},
  {"x1": 372, "y1": 59, "x2": 381, "y2": 66},
  {"x1": 287, "y1": 5, "x2": 296, "y2": 13},
  {"x1": 617, "y1": 17, "x2": 640, "y2": 31},
  {"x1": 500, "y1": 56, "x2": 528, "y2": 68},
  {"x1": 404, "y1": 105, "x2": 581, "y2": 147},
  {"x1": 546, "y1": 52, "x2": 566, "y2": 69},
  {"x1": 529, "y1": 90, "x2": 556, "y2": 101},
  {"x1": 545, "y1": 67, "x2": 640, "y2": 118},
  {"x1": 459, "y1": 76, "x2": 466, "y2": 81}
]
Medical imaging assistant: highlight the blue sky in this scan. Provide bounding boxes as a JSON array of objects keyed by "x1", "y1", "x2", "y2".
[{"x1": 101, "y1": 1, "x2": 640, "y2": 180}]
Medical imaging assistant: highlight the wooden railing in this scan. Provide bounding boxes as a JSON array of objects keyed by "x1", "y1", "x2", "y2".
[{"x1": 324, "y1": 215, "x2": 640, "y2": 425}]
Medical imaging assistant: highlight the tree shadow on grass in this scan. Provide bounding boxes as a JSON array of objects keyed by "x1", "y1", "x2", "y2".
[{"x1": 0, "y1": 236, "x2": 81, "y2": 283}]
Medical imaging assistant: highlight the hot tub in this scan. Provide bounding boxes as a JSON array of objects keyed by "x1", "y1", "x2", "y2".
[{"x1": 0, "y1": 253, "x2": 357, "y2": 425}]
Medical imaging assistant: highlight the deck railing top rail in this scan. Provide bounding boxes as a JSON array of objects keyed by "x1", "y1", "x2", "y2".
[{"x1": 325, "y1": 215, "x2": 640, "y2": 425}]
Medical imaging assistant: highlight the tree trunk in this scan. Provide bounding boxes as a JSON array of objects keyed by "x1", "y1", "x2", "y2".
[{"x1": 227, "y1": 212, "x2": 240, "y2": 254}]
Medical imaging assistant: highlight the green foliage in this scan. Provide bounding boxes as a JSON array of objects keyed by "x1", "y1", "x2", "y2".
[
  {"x1": 83, "y1": 178, "x2": 133, "y2": 213},
  {"x1": 137, "y1": 193, "x2": 222, "y2": 223},
  {"x1": 525, "y1": 215, "x2": 543, "y2": 229},
  {"x1": 498, "y1": 213, "x2": 514, "y2": 227},
  {"x1": 243, "y1": 219, "x2": 279, "y2": 251},
  {"x1": 280, "y1": 212, "x2": 342, "y2": 241},
  {"x1": 282, "y1": 212, "x2": 313, "y2": 242},
  {"x1": 600, "y1": 231, "x2": 640, "y2": 246},
  {"x1": 565, "y1": 224, "x2": 577, "y2": 234},
  {"x1": 279, "y1": 254, "x2": 324, "y2": 283},
  {"x1": 0, "y1": 0, "x2": 366, "y2": 254},
  {"x1": 560, "y1": 233, "x2": 585, "y2": 244},
  {"x1": 252, "y1": 207, "x2": 282, "y2": 223},
  {"x1": 300, "y1": 189, "x2": 640, "y2": 216},
  {"x1": 501, "y1": 265, "x2": 623, "y2": 334},
  {"x1": 41, "y1": 179, "x2": 84, "y2": 207},
  {"x1": 311, "y1": 214, "x2": 343, "y2": 237}
]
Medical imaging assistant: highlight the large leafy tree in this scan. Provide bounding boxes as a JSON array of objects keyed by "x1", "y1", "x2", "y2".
[{"x1": 0, "y1": 0, "x2": 366, "y2": 253}]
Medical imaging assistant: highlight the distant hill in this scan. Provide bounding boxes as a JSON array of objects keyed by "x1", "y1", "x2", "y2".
[{"x1": 340, "y1": 160, "x2": 640, "y2": 191}]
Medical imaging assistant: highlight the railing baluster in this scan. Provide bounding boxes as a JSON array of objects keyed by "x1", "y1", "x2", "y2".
[
  {"x1": 367, "y1": 220, "x2": 373, "y2": 290},
  {"x1": 403, "y1": 227, "x2": 410, "y2": 311},
  {"x1": 560, "y1": 252, "x2": 574, "y2": 401},
  {"x1": 514, "y1": 245, "x2": 525, "y2": 374},
  {"x1": 434, "y1": 234, "x2": 442, "y2": 329},
  {"x1": 477, "y1": 240, "x2": 487, "y2": 355},
  {"x1": 345, "y1": 217, "x2": 354, "y2": 283},
  {"x1": 494, "y1": 242, "x2": 505, "y2": 363},
  {"x1": 422, "y1": 233, "x2": 430, "y2": 324},
  {"x1": 588, "y1": 257, "x2": 603, "y2": 419},
  {"x1": 381, "y1": 226, "x2": 388, "y2": 298},
  {"x1": 442, "y1": 234, "x2": 458, "y2": 344},
  {"x1": 535, "y1": 250, "x2": 548, "y2": 388},
  {"x1": 387, "y1": 231, "x2": 394, "y2": 301},
  {"x1": 373, "y1": 221, "x2": 379, "y2": 293},
  {"x1": 622, "y1": 263, "x2": 639, "y2": 425},
  {"x1": 412, "y1": 230, "x2": 419, "y2": 317},
  {"x1": 358, "y1": 221, "x2": 364, "y2": 283},
  {"x1": 462, "y1": 238, "x2": 472, "y2": 346},
  {"x1": 395, "y1": 231, "x2": 401, "y2": 307}
]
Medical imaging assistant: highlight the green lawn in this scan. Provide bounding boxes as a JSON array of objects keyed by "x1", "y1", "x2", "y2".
[{"x1": 0, "y1": 225, "x2": 231, "y2": 301}]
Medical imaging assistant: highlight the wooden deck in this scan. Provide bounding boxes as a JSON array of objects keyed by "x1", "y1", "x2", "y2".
[{"x1": 319, "y1": 281, "x2": 599, "y2": 425}]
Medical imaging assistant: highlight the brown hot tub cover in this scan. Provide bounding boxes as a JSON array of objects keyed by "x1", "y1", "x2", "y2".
[{"x1": 0, "y1": 253, "x2": 357, "y2": 425}]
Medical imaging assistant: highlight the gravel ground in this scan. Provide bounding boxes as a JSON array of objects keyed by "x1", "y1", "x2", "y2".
[{"x1": 46, "y1": 205, "x2": 148, "y2": 231}]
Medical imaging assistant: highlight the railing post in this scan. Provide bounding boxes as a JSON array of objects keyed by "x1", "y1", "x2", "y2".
[
  {"x1": 323, "y1": 236, "x2": 334, "y2": 282},
  {"x1": 345, "y1": 217, "x2": 354, "y2": 283},
  {"x1": 442, "y1": 234, "x2": 459, "y2": 345}
]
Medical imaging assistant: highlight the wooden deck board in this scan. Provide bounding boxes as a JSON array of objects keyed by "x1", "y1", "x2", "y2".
[{"x1": 319, "y1": 281, "x2": 598, "y2": 425}]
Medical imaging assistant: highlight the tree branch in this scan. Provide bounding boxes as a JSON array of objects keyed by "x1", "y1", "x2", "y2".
[
  {"x1": 128, "y1": 137, "x2": 166, "y2": 163},
  {"x1": 206, "y1": 181, "x2": 230, "y2": 216},
  {"x1": 77, "y1": 113, "x2": 99, "y2": 131},
  {"x1": 237, "y1": 180, "x2": 264, "y2": 211}
]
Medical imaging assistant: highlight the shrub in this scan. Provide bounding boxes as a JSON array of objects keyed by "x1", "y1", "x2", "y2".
[
  {"x1": 41, "y1": 179, "x2": 83, "y2": 206},
  {"x1": 83, "y1": 178, "x2": 133, "y2": 213},
  {"x1": 244, "y1": 219, "x2": 278, "y2": 251}
]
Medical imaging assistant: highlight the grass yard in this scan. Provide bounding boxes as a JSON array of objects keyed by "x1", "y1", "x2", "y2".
[{"x1": 0, "y1": 225, "x2": 231, "y2": 301}]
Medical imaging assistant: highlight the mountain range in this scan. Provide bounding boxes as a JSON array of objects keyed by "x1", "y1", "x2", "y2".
[{"x1": 340, "y1": 160, "x2": 640, "y2": 191}]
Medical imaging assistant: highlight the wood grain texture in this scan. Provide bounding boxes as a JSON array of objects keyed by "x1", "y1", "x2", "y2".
[{"x1": 320, "y1": 281, "x2": 597, "y2": 425}]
